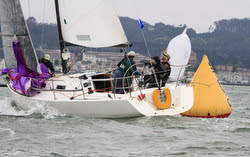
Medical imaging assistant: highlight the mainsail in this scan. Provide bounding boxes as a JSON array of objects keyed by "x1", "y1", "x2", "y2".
[
  {"x1": 0, "y1": 0, "x2": 41, "y2": 73},
  {"x1": 167, "y1": 29, "x2": 191, "y2": 80},
  {"x1": 56, "y1": 0, "x2": 130, "y2": 48}
]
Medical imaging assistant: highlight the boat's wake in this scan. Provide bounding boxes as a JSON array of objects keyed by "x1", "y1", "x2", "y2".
[{"x1": 0, "y1": 98, "x2": 65, "y2": 119}]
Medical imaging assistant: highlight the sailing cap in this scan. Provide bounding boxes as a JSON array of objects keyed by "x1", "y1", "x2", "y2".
[
  {"x1": 127, "y1": 51, "x2": 135, "y2": 57},
  {"x1": 163, "y1": 53, "x2": 170, "y2": 59},
  {"x1": 44, "y1": 54, "x2": 50, "y2": 61}
]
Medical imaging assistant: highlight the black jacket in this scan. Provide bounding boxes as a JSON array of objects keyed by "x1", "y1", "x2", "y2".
[
  {"x1": 152, "y1": 63, "x2": 166, "y2": 79},
  {"x1": 39, "y1": 58, "x2": 55, "y2": 73},
  {"x1": 162, "y1": 61, "x2": 171, "y2": 78}
]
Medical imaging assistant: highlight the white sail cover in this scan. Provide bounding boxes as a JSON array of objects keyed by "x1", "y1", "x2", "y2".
[
  {"x1": 167, "y1": 29, "x2": 191, "y2": 80},
  {"x1": 58, "y1": 0, "x2": 129, "y2": 48},
  {"x1": 0, "y1": 0, "x2": 41, "y2": 73}
]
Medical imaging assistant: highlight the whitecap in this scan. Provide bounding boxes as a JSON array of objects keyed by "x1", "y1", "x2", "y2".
[
  {"x1": 0, "y1": 98, "x2": 65, "y2": 119},
  {"x1": 0, "y1": 127, "x2": 16, "y2": 136},
  {"x1": 27, "y1": 101, "x2": 66, "y2": 119},
  {"x1": 0, "y1": 98, "x2": 30, "y2": 116}
]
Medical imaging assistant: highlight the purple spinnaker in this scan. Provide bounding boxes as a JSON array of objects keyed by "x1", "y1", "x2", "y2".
[{"x1": 1, "y1": 40, "x2": 51, "y2": 95}]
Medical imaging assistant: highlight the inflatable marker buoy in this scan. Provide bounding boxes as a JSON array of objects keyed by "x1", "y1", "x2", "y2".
[
  {"x1": 181, "y1": 55, "x2": 232, "y2": 118},
  {"x1": 152, "y1": 88, "x2": 172, "y2": 110}
]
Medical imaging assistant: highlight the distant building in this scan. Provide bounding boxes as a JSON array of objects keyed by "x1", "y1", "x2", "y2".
[
  {"x1": 82, "y1": 51, "x2": 150, "y2": 65},
  {"x1": 215, "y1": 65, "x2": 233, "y2": 73},
  {"x1": 31, "y1": 49, "x2": 250, "y2": 83},
  {"x1": 82, "y1": 53, "x2": 107, "y2": 63},
  {"x1": 235, "y1": 68, "x2": 250, "y2": 76},
  {"x1": 188, "y1": 51, "x2": 198, "y2": 70},
  {"x1": 40, "y1": 49, "x2": 75, "y2": 63}
]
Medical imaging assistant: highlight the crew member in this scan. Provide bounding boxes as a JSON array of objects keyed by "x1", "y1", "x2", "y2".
[
  {"x1": 144, "y1": 56, "x2": 166, "y2": 88},
  {"x1": 161, "y1": 52, "x2": 171, "y2": 86},
  {"x1": 39, "y1": 54, "x2": 55, "y2": 75},
  {"x1": 113, "y1": 51, "x2": 140, "y2": 93}
]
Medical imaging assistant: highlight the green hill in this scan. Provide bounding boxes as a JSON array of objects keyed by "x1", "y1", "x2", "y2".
[{"x1": 1, "y1": 17, "x2": 250, "y2": 70}]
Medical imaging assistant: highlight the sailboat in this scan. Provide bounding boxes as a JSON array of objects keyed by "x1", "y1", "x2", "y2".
[{"x1": 0, "y1": 0, "x2": 194, "y2": 118}]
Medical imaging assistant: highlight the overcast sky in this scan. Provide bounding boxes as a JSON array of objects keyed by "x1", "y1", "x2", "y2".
[{"x1": 20, "y1": 0, "x2": 250, "y2": 33}]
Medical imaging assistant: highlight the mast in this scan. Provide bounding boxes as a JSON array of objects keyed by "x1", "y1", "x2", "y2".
[{"x1": 54, "y1": 0, "x2": 68, "y2": 74}]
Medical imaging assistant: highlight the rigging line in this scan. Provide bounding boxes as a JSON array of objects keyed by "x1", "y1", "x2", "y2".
[
  {"x1": 190, "y1": 81, "x2": 218, "y2": 87},
  {"x1": 27, "y1": 0, "x2": 31, "y2": 18},
  {"x1": 140, "y1": 29, "x2": 151, "y2": 58},
  {"x1": 0, "y1": 20, "x2": 27, "y2": 23},
  {"x1": 0, "y1": 34, "x2": 29, "y2": 37},
  {"x1": 65, "y1": 48, "x2": 86, "y2": 74},
  {"x1": 40, "y1": 0, "x2": 46, "y2": 49}
]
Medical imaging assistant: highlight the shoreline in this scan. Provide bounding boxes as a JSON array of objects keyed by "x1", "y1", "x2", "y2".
[{"x1": 221, "y1": 82, "x2": 250, "y2": 86}]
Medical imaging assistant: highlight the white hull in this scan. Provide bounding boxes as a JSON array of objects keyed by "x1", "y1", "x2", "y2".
[
  {"x1": 7, "y1": 74, "x2": 194, "y2": 118},
  {"x1": 10, "y1": 90, "x2": 143, "y2": 118}
]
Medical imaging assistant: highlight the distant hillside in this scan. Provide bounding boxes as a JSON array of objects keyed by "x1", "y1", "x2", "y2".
[
  {"x1": 120, "y1": 17, "x2": 250, "y2": 70},
  {"x1": 1, "y1": 17, "x2": 250, "y2": 70}
]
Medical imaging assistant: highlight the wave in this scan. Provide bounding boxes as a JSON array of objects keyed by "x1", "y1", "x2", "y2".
[
  {"x1": 0, "y1": 98, "x2": 65, "y2": 119},
  {"x1": 234, "y1": 127, "x2": 250, "y2": 133},
  {"x1": 0, "y1": 98, "x2": 30, "y2": 117},
  {"x1": 0, "y1": 127, "x2": 16, "y2": 136}
]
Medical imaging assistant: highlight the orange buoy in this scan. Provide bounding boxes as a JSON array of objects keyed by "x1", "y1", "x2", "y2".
[
  {"x1": 181, "y1": 55, "x2": 232, "y2": 118},
  {"x1": 152, "y1": 88, "x2": 172, "y2": 110}
]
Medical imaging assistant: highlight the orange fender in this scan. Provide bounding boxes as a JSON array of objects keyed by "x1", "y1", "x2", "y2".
[{"x1": 152, "y1": 88, "x2": 172, "y2": 110}]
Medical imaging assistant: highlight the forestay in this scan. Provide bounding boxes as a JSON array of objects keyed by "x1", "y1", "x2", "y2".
[
  {"x1": 58, "y1": 0, "x2": 130, "y2": 48},
  {"x1": 167, "y1": 29, "x2": 191, "y2": 80},
  {"x1": 0, "y1": 0, "x2": 41, "y2": 73}
]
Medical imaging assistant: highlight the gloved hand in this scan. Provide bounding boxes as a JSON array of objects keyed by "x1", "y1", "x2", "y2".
[
  {"x1": 49, "y1": 72, "x2": 55, "y2": 77},
  {"x1": 160, "y1": 74, "x2": 165, "y2": 79},
  {"x1": 141, "y1": 70, "x2": 144, "y2": 75}
]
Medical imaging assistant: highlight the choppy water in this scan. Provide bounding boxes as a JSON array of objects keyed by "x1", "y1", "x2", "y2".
[{"x1": 0, "y1": 85, "x2": 249, "y2": 157}]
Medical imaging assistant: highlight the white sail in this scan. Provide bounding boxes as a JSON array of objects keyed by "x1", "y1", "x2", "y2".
[
  {"x1": 58, "y1": 0, "x2": 129, "y2": 48},
  {"x1": 167, "y1": 29, "x2": 191, "y2": 80}
]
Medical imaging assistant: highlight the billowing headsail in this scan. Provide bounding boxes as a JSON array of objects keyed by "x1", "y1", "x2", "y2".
[
  {"x1": 57, "y1": 0, "x2": 130, "y2": 48},
  {"x1": 0, "y1": 0, "x2": 41, "y2": 73},
  {"x1": 167, "y1": 29, "x2": 191, "y2": 80}
]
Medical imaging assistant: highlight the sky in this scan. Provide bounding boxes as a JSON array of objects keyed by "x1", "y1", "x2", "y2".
[{"x1": 20, "y1": 0, "x2": 250, "y2": 33}]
